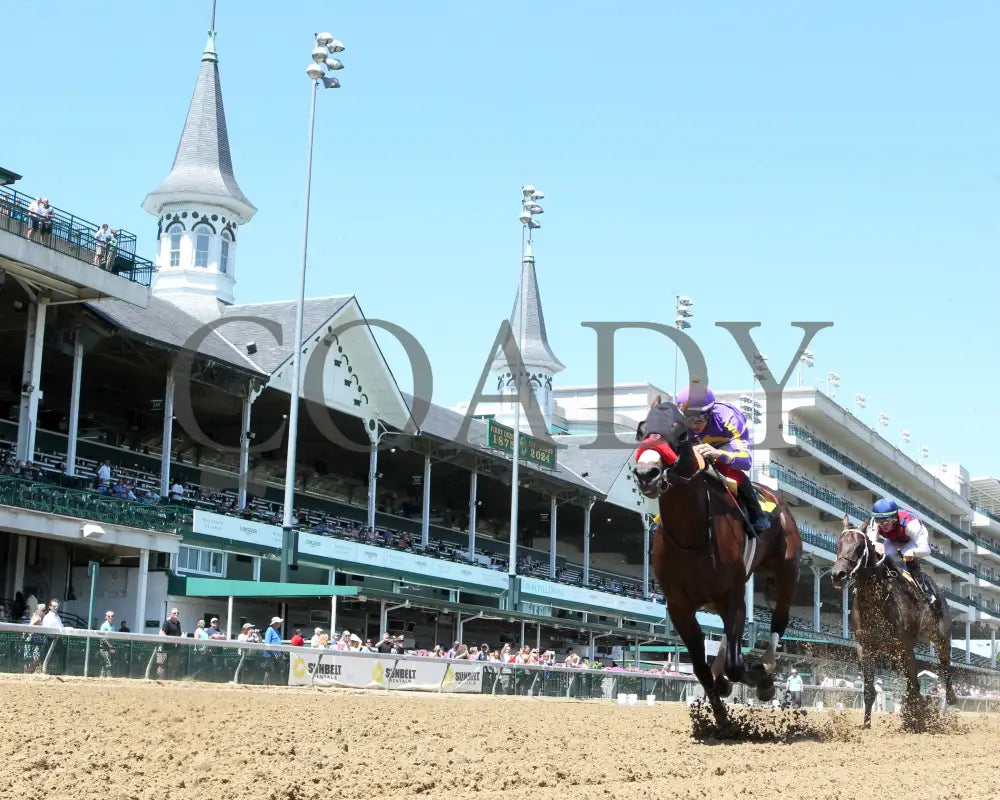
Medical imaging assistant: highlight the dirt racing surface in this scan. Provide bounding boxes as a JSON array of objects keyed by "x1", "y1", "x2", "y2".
[{"x1": 1, "y1": 675, "x2": 995, "y2": 800}]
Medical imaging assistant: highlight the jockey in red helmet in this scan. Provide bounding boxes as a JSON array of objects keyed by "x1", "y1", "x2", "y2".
[
  {"x1": 868, "y1": 497, "x2": 935, "y2": 603},
  {"x1": 675, "y1": 381, "x2": 770, "y2": 535}
]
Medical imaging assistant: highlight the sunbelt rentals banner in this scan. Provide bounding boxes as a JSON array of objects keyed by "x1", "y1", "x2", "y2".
[{"x1": 288, "y1": 652, "x2": 484, "y2": 693}]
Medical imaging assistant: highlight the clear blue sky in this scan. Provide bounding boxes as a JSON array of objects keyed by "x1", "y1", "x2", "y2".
[{"x1": 4, "y1": 2, "x2": 998, "y2": 478}]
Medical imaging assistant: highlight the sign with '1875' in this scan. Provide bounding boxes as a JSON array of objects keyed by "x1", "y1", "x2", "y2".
[{"x1": 486, "y1": 419, "x2": 556, "y2": 468}]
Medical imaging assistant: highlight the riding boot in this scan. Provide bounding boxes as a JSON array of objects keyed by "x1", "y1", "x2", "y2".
[
  {"x1": 736, "y1": 479, "x2": 770, "y2": 536},
  {"x1": 906, "y1": 560, "x2": 935, "y2": 605}
]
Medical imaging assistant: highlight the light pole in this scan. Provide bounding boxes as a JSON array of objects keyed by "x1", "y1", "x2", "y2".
[
  {"x1": 826, "y1": 371, "x2": 840, "y2": 399},
  {"x1": 796, "y1": 350, "x2": 814, "y2": 387},
  {"x1": 673, "y1": 296, "x2": 693, "y2": 397},
  {"x1": 508, "y1": 185, "x2": 544, "y2": 604},
  {"x1": 280, "y1": 32, "x2": 345, "y2": 583}
]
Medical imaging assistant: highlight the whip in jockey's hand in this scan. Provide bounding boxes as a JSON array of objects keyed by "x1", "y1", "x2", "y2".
[{"x1": 694, "y1": 443, "x2": 723, "y2": 461}]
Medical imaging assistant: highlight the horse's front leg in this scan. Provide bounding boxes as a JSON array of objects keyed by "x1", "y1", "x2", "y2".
[
  {"x1": 670, "y1": 605, "x2": 727, "y2": 725},
  {"x1": 860, "y1": 649, "x2": 876, "y2": 728}
]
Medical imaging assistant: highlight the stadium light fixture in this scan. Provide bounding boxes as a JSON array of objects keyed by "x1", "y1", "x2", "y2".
[
  {"x1": 796, "y1": 349, "x2": 814, "y2": 387},
  {"x1": 508, "y1": 185, "x2": 546, "y2": 596},
  {"x1": 673, "y1": 295, "x2": 694, "y2": 396},
  {"x1": 282, "y1": 30, "x2": 347, "y2": 583},
  {"x1": 826, "y1": 371, "x2": 840, "y2": 398}
]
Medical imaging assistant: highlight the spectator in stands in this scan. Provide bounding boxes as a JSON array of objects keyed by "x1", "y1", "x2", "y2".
[
  {"x1": 160, "y1": 608, "x2": 182, "y2": 637},
  {"x1": 316, "y1": 633, "x2": 330, "y2": 649},
  {"x1": 96, "y1": 460, "x2": 112, "y2": 493},
  {"x1": 265, "y1": 617, "x2": 283, "y2": 646},
  {"x1": 874, "y1": 679, "x2": 886, "y2": 713},
  {"x1": 42, "y1": 599, "x2": 63, "y2": 629},
  {"x1": 786, "y1": 668, "x2": 804, "y2": 708},
  {"x1": 309, "y1": 627, "x2": 323, "y2": 647},
  {"x1": 290, "y1": 629, "x2": 305, "y2": 647},
  {"x1": 99, "y1": 611, "x2": 116, "y2": 678},
  {"x1": 93, "y1": 223, "x2": 113, "y2": 265},
  {"x1": 348, "y1": 633, "x2": 362, "y2": 651},
  {"x1": 205, "y1": 617, "x2": 226, "y2": 641},
  {"x1": 26, "y1": 197, "x2": 43, "y2": 241},
  {"x1": 237, "y1": 622, "x2": 254, "y2": 642},
  {"x1": 39, "y1": 198, "x2": 54, "y2": 240},
  {"x1": 118, "y1": 620, "x2": 130, "y2": 633},
  {"x1": 376, "y1": 632, "x2": 393, "y2": 654},
  {"x1": 169, "y1": 479, "x2": 185, "y2": 502}
]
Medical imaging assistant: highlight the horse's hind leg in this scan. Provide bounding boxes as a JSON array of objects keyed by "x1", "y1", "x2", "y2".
[
  {"x1": 934, "y1": 627, "x2": 957, "y2": 705},
  {"x1": 765, "y1": 558, "x2": 798, "y2": 674},
  {"x1": 710, "y1": 634, "x2": 733, "y2": 698}
]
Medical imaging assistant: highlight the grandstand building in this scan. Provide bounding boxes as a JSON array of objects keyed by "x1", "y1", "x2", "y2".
[{"x1": 2, "y1": 12, "x2": 1000, "y2": 680}]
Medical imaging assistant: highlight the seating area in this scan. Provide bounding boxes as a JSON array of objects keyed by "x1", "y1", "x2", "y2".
[{"x1": 0, "y1": 433, "x2": 659, "y2": 603}]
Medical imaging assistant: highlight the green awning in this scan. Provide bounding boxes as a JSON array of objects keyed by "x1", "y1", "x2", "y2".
[{"x1": 169, "y1": 577, "x2": 359, "y2": 599}]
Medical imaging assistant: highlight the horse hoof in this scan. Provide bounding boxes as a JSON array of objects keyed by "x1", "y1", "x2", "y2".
[
  {"x1": 756, "y1": 682, "x2": 776, "y2": 703},
  {"x1": 714, "y1": 676, "x2": 733, "y2": 698}
]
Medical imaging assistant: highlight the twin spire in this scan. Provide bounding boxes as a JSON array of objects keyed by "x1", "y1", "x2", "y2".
[
  {"x1": 142, "y1": 25, "x2": 255, "y2": 222},
  {"x1": 491, "y1": 239, "x2": 565, "y2": 375}
]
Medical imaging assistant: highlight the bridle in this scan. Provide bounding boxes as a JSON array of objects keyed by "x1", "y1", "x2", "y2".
[
  {"x1": 633, "y1": 431, "x2": 698, "y2": 496},
  {"x1": 839, "y1": 528, "x2": 886, "y2": 581}
]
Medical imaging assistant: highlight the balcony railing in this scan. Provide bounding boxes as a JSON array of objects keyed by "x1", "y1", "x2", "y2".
[
  {"x1": 941, "y1": 587, "x2": 974, "y2": 609},
  {"x1": 798, "y1": 525, "x2": 837, "y2": 554},
  {"x1": 0, "y1": 476, "x2": 190, "y2": 534},
  {"x1": 768, "y1": 461, "x2": 870, "y2": 520},
  {"x1": 0, "y1": 186, "x2": 154, "y2": 287},
  {"x1": 788, "y1": 422, "x2": 971, "y2": 543},
  {"x1": 929, "y1": 547, "x2": 971, "y2": 576}
]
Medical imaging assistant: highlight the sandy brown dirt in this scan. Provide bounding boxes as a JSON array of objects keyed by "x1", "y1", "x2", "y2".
[{"x1": 0, "y1": 675, "x2": 995, "y2": 800}]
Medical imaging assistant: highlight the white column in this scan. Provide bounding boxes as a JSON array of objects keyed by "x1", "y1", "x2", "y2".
[
  {"x1": 583, "y1": 498, "x2": 594, "y2": 585},
  {"x1": 991, "y1": 627, "x2": 997, "y2": 668},
  {"x1": 16, "y1": 298, "x2": 49, "y2": 463},
  {"x1": 379, "y1": 600, "x2": 388, "y2": 634},
  {"x1": 966, "y1": 621, "x2": 972, "y2": 664},
  {"x1": 367, "y1": 439, "x2": 378, "y2": 530},
  {"x1": 13, "y1": 535, "x2": 27, "y2": 598},
  {"x1": 252, "y1": 556, "x2": 261, "y2": 581},
  {"x1": 745, "y1": 574, "x2": 755, "y2": 623},
  {"x1": 812, "y1": 566, "x2": 822, "y2": 632},
  {"x1": 226, "y1": 596, "x2": 234, "y2": 640},
  {"x1": 548, "y1": 496, "x2": 558, "y2": 579},
  {"x1": 642, "y1": 514, "x2": 651, "y2": 596},
  {"x1": 238, "y1": 390, "x2": 253, "y2": 508},
  {"x1": 842, "y1": 584, "x2": 850, "y2": 638},
  {"x1": 330, "y1": 568, "x2": 338, "y2": 635},
  {"x1": 420, "y1": 455, "x2": 431, "y2": 548},
  {"x1": 65, "y1": 330, "x2": 84, "y2": 477},
  {"x1": 468, "y1": 470, "x2": 478, "y2": 559},
  {"x1": 160, "y1": 368, "x2": 175, "y2": 497},
  {"x1": 134, "y1": 548, "x2": 149, "y2": 634}
]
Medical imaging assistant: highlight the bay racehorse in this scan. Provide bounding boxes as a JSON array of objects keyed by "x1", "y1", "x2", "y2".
[
  {"x1": 633, "y1": 398, "x2": 802, "y2": 724},
  {"x1": 830, "y1": 517, "x2": 956, "y2": 727}
]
